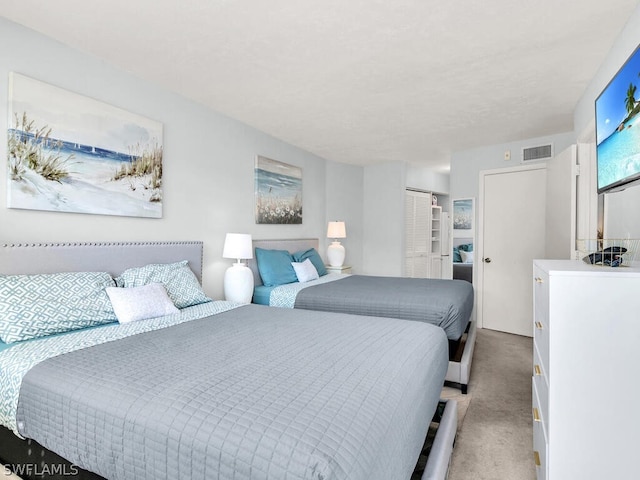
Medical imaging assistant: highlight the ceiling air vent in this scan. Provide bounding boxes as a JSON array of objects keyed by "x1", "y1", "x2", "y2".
[{"x1": 522, "y1": 144, "x2": 553, "y2": 163}]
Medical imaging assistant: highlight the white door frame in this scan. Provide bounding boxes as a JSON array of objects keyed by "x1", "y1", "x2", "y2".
[{"x1": 476, "y1": 163, "x2": 546, "y2": 329}]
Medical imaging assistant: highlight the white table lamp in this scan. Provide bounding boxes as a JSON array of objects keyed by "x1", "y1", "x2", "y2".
[
  {"x1": 327, "y1": 221, "x2": 346, "y2": 267},
  {"x1": 222, "y1": 233, "x2": 254, "y2": 304}
]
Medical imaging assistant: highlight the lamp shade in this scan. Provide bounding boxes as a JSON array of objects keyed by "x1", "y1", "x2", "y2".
[
  {"x1": 327, "y1": 221, "x2": 346, "y2": 239},
  {"x1": 222, "y1": 233, "x2": 253, "y2": 260}
]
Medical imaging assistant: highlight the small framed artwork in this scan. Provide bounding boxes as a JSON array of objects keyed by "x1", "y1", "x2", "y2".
[
  {"x1": 254, "y1": 156, "x2": 302, "y2": 224},
  {"x1": 452, "y1": 198, "x2": 475, "y2": 237}
]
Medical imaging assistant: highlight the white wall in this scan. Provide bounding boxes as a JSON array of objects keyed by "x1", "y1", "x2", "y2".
[
  {"x1": 449, "y1": 133, "x2": 575, "y2": 272},
  {"x1": 362, "y1": 162, "x2": 406, "y2": 276},
  {"x1": 605, "y1": 186, "x2": 640, "y2": 238},
  {"x1": 325, "y1": 161, "x2": 364, "y2": 272},
  {"x1": 450, "y1": 132, "x2": 576, "y2": 202},
  {"x1": 406, "y1": 166, "x2": 450, "y2": 195},
  {"x1": 573, "y1": 4, "x2": 640, "y2": 238},
  {"x1": 0, "y1": 18, "x2": 363, "y2": 299}
]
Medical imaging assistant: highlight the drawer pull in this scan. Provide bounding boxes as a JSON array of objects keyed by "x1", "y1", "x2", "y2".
[
  {"x1": 534, "y1": 364, "x2": 542, "y2": 376},
  {"x1": 534, "y1": 451, "x2": 541, "y2": 467},
  {"x1": 535, "y1": 277, "x2": 544, "y2": 284},
  {"x1": 533, "y1": 407, "x2": 541, "y2": 422},
  {"x1": 533, "y1": 407, "x2": 540, "y2": 422},
  {"x1": 535, "y1": 321, "x2": 543, "y2": 330}
]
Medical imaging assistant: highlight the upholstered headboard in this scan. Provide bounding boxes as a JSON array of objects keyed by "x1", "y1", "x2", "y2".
[
  {"x1": 249, "y1": 238, "x2": 319, "y2": 286},
  {"x1": 0, "y1": 241, "x2": 204, "y2": 283},
  {"x1": 452, "y1": 237, "x2": 473, "y2": 249}
]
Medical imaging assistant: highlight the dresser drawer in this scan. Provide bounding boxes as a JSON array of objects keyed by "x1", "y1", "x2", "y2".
[
  {"x1": 533, "y1": 267, "x2": 548, "y2": 309},
  {"x1": 533, "y1": 267, "x2": 549, "y2": 375},
  {"x1": 533, "y1": 343, "x2": 549, "y2": 433},
  {"x1": 533, "y1": 319, "x2": 549, "y2": 379},
  {"x1": 533, "y1": 413, "x2": 548, "y2": 480},
  {"x1": 532, "y1": 377, "x2": 548, "y2": 480},
  {"x1": 533, "y1": 270, "x2": 549, "y2": 324}
]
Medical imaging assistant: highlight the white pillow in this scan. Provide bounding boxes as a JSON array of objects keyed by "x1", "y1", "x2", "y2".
[
  {"x1": 460, "y1": 250, "x2": 474, "y2": 264},
  {"x1": 291, "y1": 258, "x2": 320, "y2": 283},
  {"x1": 106, "y1": 283, "x2": 179, "y2": 324}
]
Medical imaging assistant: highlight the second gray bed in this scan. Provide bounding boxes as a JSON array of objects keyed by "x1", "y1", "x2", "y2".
[
  {"x1": 250, "y1": 238, "x2": 477, "y2": 394},
  {"x1": 293, "y1": 274, "x2": 473, "y2": 341}
]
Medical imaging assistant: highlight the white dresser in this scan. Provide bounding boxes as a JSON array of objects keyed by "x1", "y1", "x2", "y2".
[{"x1": 532, "y1": 260, "x2": 640, "y2": 480}]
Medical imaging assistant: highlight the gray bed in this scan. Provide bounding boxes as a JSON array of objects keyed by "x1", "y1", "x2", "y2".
[
  {"x1": 249, "y1": 238, "x2": 477, "y2": 394},
  {"x1": 0, "y1": 241, "x2": 457, "y2": 480}
]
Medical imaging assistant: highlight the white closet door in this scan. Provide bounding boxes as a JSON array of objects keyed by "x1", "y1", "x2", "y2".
[{"x1": 405, "y1": 191, "x2": 431, "y2": 278}]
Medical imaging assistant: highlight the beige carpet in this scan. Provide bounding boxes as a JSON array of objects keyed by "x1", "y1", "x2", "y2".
[
  {"x1": 440, "y1": 384, "x2": 472, "y2": 430},
  {"x1": 447, "y1": 328, "x2": 536, "y2": 480},
  {"x1": 0, "y1": 469, "x2": 21, "y2": 480}
]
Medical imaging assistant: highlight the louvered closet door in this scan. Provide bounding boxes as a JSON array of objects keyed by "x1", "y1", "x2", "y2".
[{"x1": 405, "y1": 191, "x2": 431, "y2": 278}]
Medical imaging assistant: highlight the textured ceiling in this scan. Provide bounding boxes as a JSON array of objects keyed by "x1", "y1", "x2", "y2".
[{"x1": 2, "y1": 1, "x2": 639, "y2": 171}]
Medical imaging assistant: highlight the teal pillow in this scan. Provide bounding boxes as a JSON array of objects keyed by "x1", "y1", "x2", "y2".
[
  {"x1": 293, "y1": 248, "x2": 328, "y2": 276},
  {"x1": 459, "y1": 243, "x2": 473, "y2": 252},
  {"x1": 0, "y1": 272, "x2": 117, "y2": 343},
  {"x1": 115, "y1": 260, "x2": 211, "y2": 309},
  {"x1": 255, "y1": 248, "x2": 298, "y2": 287},
  {"x1": 453, "y1": 247, "x2": 462, "y2": 263}
]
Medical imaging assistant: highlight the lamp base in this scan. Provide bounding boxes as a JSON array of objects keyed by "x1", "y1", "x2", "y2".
[
  {"x1": 224, "y1": 263, "x2": 254, "y2": 304},
  {"x1": 327, "y1": 241, "x2": 345, "y2": 267}
]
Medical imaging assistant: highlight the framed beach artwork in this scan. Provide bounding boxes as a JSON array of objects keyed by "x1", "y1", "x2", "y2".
[
  {"x1": 452, "y1": 197, "x2": 475, "y2": 237},
  {"x1": 7, "y1": 73, "x2": 163, "y2": 218},
  {"x1": 254, "y1": 156, "x2": 302, "y2": 224}
]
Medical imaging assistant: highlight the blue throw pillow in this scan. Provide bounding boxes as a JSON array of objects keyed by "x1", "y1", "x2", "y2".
[
  {"x1": 453, "y1": 247, "x2": 462, "y2": 263},
  {"x1": 292, "y1": 248, "x2": 328, "y2": 276},
  {"x1": 459, "y1": 243, "x2": 473, "y2": 252},
  {"x1": 255, "y1": 248, "x2": 298, "y2": 287}
]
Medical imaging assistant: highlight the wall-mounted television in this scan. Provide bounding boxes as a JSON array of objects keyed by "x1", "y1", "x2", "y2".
[{"x1": 595, "y1": 44, "x2": 640, "y2": 194}]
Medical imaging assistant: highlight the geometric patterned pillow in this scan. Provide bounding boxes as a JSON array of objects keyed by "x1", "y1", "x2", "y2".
[
  {"x1": 0, "y1": 271, "x2": 117, "y2": 344},
  {"x1": 114, "y1": 260, "x2": 211, "y2": 309}
]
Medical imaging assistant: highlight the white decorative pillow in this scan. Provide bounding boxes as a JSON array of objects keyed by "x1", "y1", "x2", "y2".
[
  {"x1": 291, "y1": 258, "x2": 320, "y2": 283},
  {"x1": 460, "y1": 250, "x2": 474, "y2": 263},
  {"x1": 106, "y1": 283, "x2": 179, "y2": 324}
]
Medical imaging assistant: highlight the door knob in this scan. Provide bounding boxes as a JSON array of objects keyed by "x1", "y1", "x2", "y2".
[{"x1": 483, "y1": 257, "x2": 491, "y2": 263}]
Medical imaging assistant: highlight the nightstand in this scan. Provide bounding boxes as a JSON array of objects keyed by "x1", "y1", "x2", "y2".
[{"x1": 325, "y1": 265, "x2": 352, "y2": 274}]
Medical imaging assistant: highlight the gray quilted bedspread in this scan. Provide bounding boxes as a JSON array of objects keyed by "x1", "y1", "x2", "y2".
[
  {"x1": 295, "y1": 275, "x2": 474, "y2": 340},
  {"x1": 16, "y1": 305, "x2": 448, "y2": 480}
]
